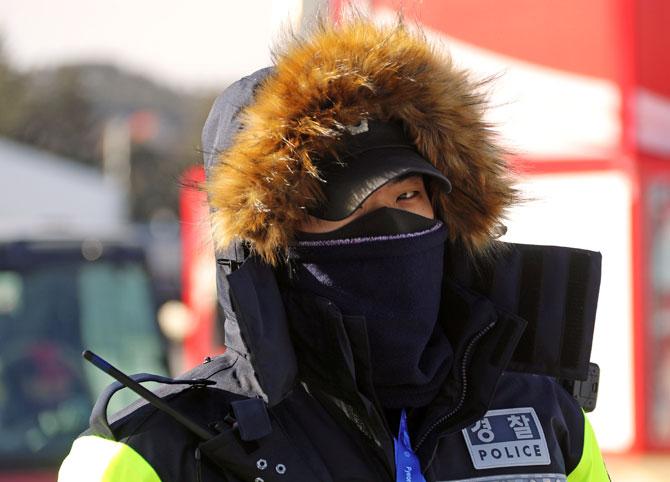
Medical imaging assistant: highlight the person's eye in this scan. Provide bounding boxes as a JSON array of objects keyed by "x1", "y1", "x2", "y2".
[{"x1": 397, "y1": 190, "x2": 419, "y2": 201}]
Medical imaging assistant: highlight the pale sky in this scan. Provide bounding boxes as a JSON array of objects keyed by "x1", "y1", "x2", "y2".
[{"x1": 0, "y1": 0, "x2": 306, "y2": 91}]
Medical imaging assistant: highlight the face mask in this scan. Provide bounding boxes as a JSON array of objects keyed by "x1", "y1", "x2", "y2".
[
  {"x1": 286, "y1": 208, "x2": 452, "y2": 409},
  {"x1": 296, "y1": 206, "x2": 439, "y2": 240}
]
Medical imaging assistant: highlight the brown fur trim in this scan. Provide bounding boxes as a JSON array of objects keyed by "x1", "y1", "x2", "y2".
[{"x1": 207, "y1": 17, "x2": 518, "y2": 265}]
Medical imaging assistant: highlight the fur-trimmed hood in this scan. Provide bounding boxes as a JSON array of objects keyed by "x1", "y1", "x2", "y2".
[{"x1": 204, "y1": 17, "x2": 518, "y2": 265}]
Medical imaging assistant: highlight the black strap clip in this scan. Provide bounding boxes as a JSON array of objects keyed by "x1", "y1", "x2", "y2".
[
  {"x1": 230, "y1": 398, "x2": 272, "y2": 441},
  {"x1": 217, "y1": 258, "x2": 243, "y2": 272},
  {"x1": 560, "y1": 362, "x2": 599, "y2": 412}
]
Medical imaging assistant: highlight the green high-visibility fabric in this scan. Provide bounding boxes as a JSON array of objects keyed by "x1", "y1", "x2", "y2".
[
  {"x1": 58, "y1": 435, "x2": 162, "y2": 482},
  {"x1": 567, "y1": 414, "x2": 610, "y2": 481}
]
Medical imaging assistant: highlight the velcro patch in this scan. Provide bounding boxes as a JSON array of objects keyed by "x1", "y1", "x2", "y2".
[{"x1": 462, "y1": 407, "x2": 550, "y2": 470}]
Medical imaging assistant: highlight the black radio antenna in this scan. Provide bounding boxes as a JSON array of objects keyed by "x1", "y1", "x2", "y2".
[{"x1": 83, "y1": 350, "x2": 214, "y2": 441}]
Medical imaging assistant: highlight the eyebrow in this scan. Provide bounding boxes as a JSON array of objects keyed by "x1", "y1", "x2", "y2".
[{"x1": 388, "y1": 173, "x2": 424, "y2": 185}]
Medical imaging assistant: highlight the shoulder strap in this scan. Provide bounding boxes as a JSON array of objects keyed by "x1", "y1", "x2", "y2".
[{"x1": 89, "y1": 373, "x2": 213, "y2": 440}]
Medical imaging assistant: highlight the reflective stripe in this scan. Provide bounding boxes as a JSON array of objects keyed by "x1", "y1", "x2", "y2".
[
  {"x1": 439, "y1": 475, "x2": 566, "y2": 481},
  {"x1": 567, "y1": 414, "x2": 610, "y2": 482},
  {"x1": 58, "y1": 435, "x2": 161, "y2": 482}
]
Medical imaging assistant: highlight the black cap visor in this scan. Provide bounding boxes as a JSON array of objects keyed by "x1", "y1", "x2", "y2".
[{"x1": 309, "y1": 147, "x2": 452, "y2": 221}]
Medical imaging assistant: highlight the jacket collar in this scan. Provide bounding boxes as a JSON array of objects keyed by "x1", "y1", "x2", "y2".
[
  {"x1": 219, "y1": 251, "x2": 527, "y2": 416},
  {"x1": 220, "y1": 240, "x2": 600, "y2": 425},
  {"x1": 224, "y1": 256, "x2": 298, "y2": 406},
  {"x1": 221, "y1": 251, "x2": 529, "y2": 478}
]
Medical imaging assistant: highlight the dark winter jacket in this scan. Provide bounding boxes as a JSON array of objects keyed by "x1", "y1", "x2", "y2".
[
  {"x1": 59, "y1": 244, "x2": 609, "y2": 482},
  {"x1": 59, "y1": 18, "x2": 609, "y2": 482}
]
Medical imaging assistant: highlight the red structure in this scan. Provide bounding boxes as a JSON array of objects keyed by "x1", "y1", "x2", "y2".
[
  {"x1": 180, "y1": 0, "x2": 670, "y2": 454},
  {"x1": 179, "y1": 167, "x2": 221, "y2": 370},
  {"x1": 338, "y1": 0, "x2": 669, "y2": 454}
]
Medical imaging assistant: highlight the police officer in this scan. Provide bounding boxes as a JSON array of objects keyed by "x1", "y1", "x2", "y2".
[{"x1": 59, "y1": 17, "x2": 610, "y2": 481}]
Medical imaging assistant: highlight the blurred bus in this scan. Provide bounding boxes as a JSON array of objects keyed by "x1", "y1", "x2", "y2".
[{"x1": 0, "y1": 240, "x2": 167, "y2": 481}]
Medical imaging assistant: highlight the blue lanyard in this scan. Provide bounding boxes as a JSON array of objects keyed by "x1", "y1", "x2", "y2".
[{"x1": 394, "y1": 409, "x2": 426, "y2": 482}]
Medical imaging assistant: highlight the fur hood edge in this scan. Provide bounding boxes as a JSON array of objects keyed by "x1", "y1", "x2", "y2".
[{"x1": 206, "y1": 17, "x2": 518, "y2": 265}]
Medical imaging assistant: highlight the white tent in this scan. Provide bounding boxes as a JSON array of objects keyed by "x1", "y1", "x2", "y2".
[{"x1": 0, "y1": 137, "x2": 128, "y2": 240}]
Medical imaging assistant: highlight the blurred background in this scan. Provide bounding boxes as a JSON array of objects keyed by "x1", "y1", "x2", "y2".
[{"x1": 0, "y1": 0, "x2": 668, "y2": 480}]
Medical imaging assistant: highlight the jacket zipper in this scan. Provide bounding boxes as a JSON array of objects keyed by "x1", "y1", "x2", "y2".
[
  {"x1": 368, "y1": 398, "x2": 398, "y2": 481},
  {"x1": 413, "y1": 321, "x2": 497, "y2": 451}
]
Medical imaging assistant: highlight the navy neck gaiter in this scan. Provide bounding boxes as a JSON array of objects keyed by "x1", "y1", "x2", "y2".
[{"x1": 285, "y1": 209, "x2": 452, "y2": 409}]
